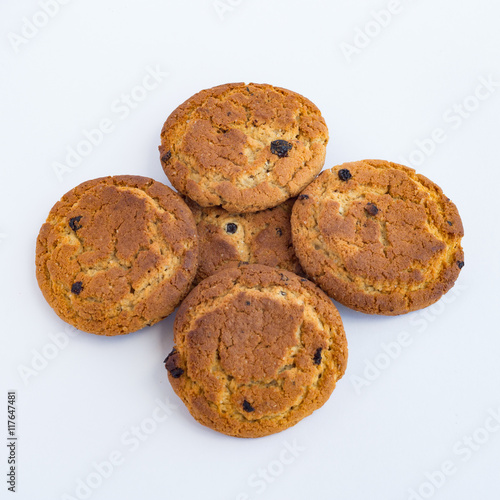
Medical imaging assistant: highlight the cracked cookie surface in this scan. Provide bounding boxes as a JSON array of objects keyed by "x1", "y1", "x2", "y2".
[
  {"x1": 36, "y1": 175, "x2": 198, "y2": 335},
  {"x1": 186, "y1": 198, "x2": 303, "y2": 284},
  {"x1": 165, "y1": 264, "x2": 347, "y2": 438},
  {"x1": 291, "y1": 160, "x2": 465, "y2": 315},
  {"x1": 159, "y1": 82, "x2": 328, "y2": 213}
]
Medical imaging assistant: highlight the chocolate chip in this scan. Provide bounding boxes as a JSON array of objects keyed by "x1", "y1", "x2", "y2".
[
  {"x1": 338, "y1": 169, "x2": 352, "y2": 181},
  {"x1": 276, "y1": 227, "x2": 283, "y2": 237},
  {"x1": 161, "y1": 151, "x2": 172, "y2": 163},
  {"x1": 164, "y1": 348, "x2": 184, "y2": 378},
  {"x1": 313, "y1": 347, "x2": 323, "y2": 365},
  {"x1": 447, "y1": 220, "x2": 453, "y2": 226},
  {"x1": 270, "y1": 140, "x2": 292, "y2": 158},
  {"x1": 71, "y1": 282, "x2": 83, "y2": 295},
  {"x1": 225, "y1": 223, "x2": 238, "y2": 234},
  {"x1": 365, "y1": 203, "x2": 379, "y2": 216},
  {"x1": 242, "y1": 400, "x2": 254, "y2": 412},
  {"x1": 69, "y1": 216, "x2": 83, "y2": 232},
  {"x1": 457, "y1": 261, "x2": 465, "y2": 269},
  {"x1": 298, "y1": 194, "x2": 309, "y2": 200}
]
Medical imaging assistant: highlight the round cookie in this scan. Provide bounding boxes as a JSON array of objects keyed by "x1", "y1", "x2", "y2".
[
  {"x1": 159, "y1": 82, "x2": 329, "y2": 213},
  {"x1": 186, "y1": 197, "x2": 303, "y2": 284},
  {"x1": 291, "y1": 160, "x2": 465, "y2": 315},
  {"x1": 164, "y1": 264, "x2": 347, "y2": 438},
  {"x1": 36, "y1": 175, "x2": 198, "y2": 336}
]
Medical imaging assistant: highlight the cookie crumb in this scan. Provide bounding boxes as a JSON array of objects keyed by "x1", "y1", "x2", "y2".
[
  {"x1": 270, "y1": 140, "x2": 293, "y2": 158},
  {"x1": 313, "y1": 347, "x2": 322, "y2": 365},
  {"x1": 338, "y1": 169, "x2": 352, "y2": 181},
  {"x1": 242, "y1": 400, "x2": 255, "y2": 413}
]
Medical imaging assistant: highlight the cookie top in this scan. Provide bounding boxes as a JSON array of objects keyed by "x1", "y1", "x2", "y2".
[
  {"x1": 291, "y1": 160, "x2": 465, "y2": 315},
  {"x1": 186, "y1": 197, "x2": 303, "y2": 284},
  {"x1": 165, "y1": 264, "x2": 347, "y2": 438},
  {"x1": 159, "y1": 82, "x2": 328, "y2": 213},
  {"x1": 36, "y1": 175, "x2": 198, "y2": 335}
]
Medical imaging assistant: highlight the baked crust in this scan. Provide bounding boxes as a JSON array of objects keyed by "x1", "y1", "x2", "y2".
[
  {"x1": 160, "y1": 82, "x2": 328, "y2": 213},
  {"x1": 166, "y1": 264, "x2": 347, "y2": 438},
  {"x1": 291, "y1": 160, "x2": 464, "y2": 315},
  {"x1": 36, "y1": 175, "x2": 198, "y2": 335},
  {"x1": 186, "y1": 197, "x2": 303, "y2": 284}
]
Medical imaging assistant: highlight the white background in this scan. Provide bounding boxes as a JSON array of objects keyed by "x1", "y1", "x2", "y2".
[{"x1": 1, "y1": 1, "x2": 500, "y2": 499}]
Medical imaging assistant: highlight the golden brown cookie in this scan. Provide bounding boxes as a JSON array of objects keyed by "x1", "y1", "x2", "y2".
[
  {"x1": 36, "y1": 175, "x2": 198, "y2": 335},
  {"x1": 291, "y1": 160, "x2": 465, "y2": 315},
  {"x1": 186, "y1": 197, "x2": 303, "y2": 284},
  {"x1": 159, "y1": 82, "x2": 328, "y2": 213},
  {"x1": 165, "y1": 264, "x2": 347, "y2": 438}
]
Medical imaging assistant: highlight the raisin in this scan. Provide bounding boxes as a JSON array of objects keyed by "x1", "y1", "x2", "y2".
[
  {"x1": 338, "y1": 169, "x2": 352, "y2": 181},
  {"x1": 71, "y1": 282, "x2": 83, "y2": 295},
  {"x1": 245, "y1": 301, "x2": 251, "y2": 306},
  {"x1": 457, "y1": 261, "x2": 465, "y2": 269},
  {"x1": 270, "y1": 140, "x2": 292, "y2": 158},
  {"x1": 276, "y1": 227, "x2": 283, "y2": 237},
  {"x1": 242, "y1": 400, "x2": 255, "y2": 412},
  {"x1": 279, "y1": 273, "x2": 289, "y2": 282},
  {"x1": 164, "y1": 348, "x2": 184, "y2": 378},
  {"x1": 170, "y1": 368, "x2": 184, "y2": 379},
  {"x1": 298, "y1": 194, "x2": 309, "y2": 200},
  {"x1": 69, "y1": 216, "x2": 83, "y2": 232},
  {"x1": 161, "y1": 151, "x2": 172, "y2": 163},
  {"x1": 447, "y1": 220, "x2": 453, "y2": 226},
  {"x1": 225, "y1": 223, "x2": 238, "y2": 234},
  {"x1": 313, "y1": 347, "x2": 323, "y2": 365},
  {"x1": 365, "y1": 203, "x2": 379, "y2": 216}
]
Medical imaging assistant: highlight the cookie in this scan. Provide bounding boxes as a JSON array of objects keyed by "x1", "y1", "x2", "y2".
[
  {"x1": 165, "y1": 264, "x2": 347, "y2": 438},
  {"x1": 186, "y1": 197, "x2": 303, "y2": 284},
  {"x1": 36, "y1": 175, "x2": 198, "y2": 335},
  {"x1": 159, "y1": 82, "x2": 328, "y2": 213},
  {"x1": 291, "y1": 160, "x2": 465, "y2": 315}
]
